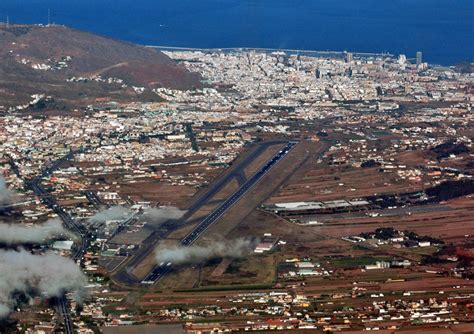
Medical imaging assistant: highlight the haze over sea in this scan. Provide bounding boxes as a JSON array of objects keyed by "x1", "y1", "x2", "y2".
[{"x1": 0, "y1": 0, "x2": 472, "y2": 65}]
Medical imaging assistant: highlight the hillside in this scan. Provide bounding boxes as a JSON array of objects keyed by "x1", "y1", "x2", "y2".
[{"x1": 0, "y1": 24, "x2": 201, "y2": 111}]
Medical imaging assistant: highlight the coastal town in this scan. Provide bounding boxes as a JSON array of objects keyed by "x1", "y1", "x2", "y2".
[{"x1": 0, "y1": 30, "x2": 473, "y2": 334}]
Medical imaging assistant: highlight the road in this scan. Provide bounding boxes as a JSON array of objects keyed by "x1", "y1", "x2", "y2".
[
  {"x1": 27, "y1": 179, "x2": 89, "y2": 260},
  {"x1": 56, "y1": 296, "x2": 74, "y2": 334},
  {"x1": 24, "y1": 150, "x2": 88, "y2": 334},
  {"x1": 148, "y1": 45, "x2": 394, "y2": 57},
  {"x1": 141, "y1": 141, "x2": 298, "y2": 284},
  {"x1": 85, "y1": 190, "x2": 103, "y2": 208}
]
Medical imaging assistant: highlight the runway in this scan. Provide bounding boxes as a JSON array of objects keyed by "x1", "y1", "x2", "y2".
[
  {"x1": 141, "y1": 141, "x2": 297, "y2": 284},
  {"x1": 113, "y1": 141, "x2": 290, "y2": 285}
]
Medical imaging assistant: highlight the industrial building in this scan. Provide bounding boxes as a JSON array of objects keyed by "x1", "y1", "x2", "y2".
[{"x1": 264, "y1": 199, "x2": 370, "y2": 216}]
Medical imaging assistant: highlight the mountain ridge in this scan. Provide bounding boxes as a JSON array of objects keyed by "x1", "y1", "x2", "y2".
[{"x1": 0, "y1": 24, "x2": 201, "y2": 110}]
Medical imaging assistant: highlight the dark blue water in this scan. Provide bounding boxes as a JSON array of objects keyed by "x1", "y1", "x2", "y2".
[{"x1": 0, "y1": 0, "x2": 472, "y2": 65}]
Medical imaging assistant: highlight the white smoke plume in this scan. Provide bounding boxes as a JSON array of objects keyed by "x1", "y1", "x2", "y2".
[
  {"x1": 0, "y1": 249, "x2": 86, "y2": 318},
  {"x1": 0, "y1": 219, "x2": 70, "y2": 245},
  {"x1": 155, "y1": 238, "x2": 254, "y2": 265},
  {"x1": 88, "y1": 206, "x2": 130, "y2": 224},
  {"x1": 143, "y1": 206, "x2": 186, "y2": 225},
  {"x1": 0, "y1": 176, "x2": 15, "y2": 207}
]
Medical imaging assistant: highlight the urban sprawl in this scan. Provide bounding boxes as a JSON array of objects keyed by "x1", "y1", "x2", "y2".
[{"x1": 0, "y1": 49, "x2": 473, "y2": 333}]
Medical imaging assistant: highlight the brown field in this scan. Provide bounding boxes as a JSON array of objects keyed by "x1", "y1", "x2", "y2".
[
  {"x1": 109, "y1": 227, "x2": 153, "y2": 245},
  {"x1": 113, "y1": 138, "x2": 472, "y2": 325},
  {"x1": 268, "y1": 165, "x2": 425, "y2": 203},
  {"x1": 194, "y1": 141, "x2": 326, "y2": 244},
  {"x1": 396, "y1": 150, "x2": 432, "y2": 166},
  {"x1": 131, "y1": 239, "x2": 182, "y2": 279},
  {"x1": 199, "y1": 254, "x2": 277, "y2": 287},
  {"x1": 131, "y1": 267, "x2": 472, "y2": 309},
  {"x1": 340, "y1": 324, "x2": 474, "y2": 334},
  {"x1": 243, "y1": 143, "x2": 285, "y2": 177},
  {"x1": 186, "y1": 142, "x2": 264, "y2": 205},
  {"x1": 311, "y1": 197, "x2": 474, "y2": 243},
  {"x1": 131, "y1": 141, "x2": 328, "y2": 288},
  {"x1": 210, "y1": 177, "x2": 240, "y2": 202},
  {"x1": 118, "y1": 180, "x2": 195, "y2": 207},
  {"x1": 155, "y1": 265, "x2": 201, "y2": 290}
]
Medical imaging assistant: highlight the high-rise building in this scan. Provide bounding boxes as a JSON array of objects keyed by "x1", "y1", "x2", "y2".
[
  {"x1": 315, "y1": 68, "x2": 321, "y2": 79},
  {"x1": 416, "y1": 51, "x2": 423, "y2": 66},
  {"x1": 344, "y1": 67, "x2": 353, "y2": 77},
  {"x1": 315, "y1": 68, "x2": 328, "y2": 79},
  {"x1": 345, "y1": 52, "x2": 353, "y2": 63},
  {"x1": 398, "y1": 54, "x2": 407, "y2": 65}
]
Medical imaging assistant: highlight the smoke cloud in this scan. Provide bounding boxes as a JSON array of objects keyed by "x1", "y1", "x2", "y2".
[
  {"x1": 0, "y1": 176, "x2": 15, "y2": 207},
  {"x1": 143, "y1": 206, "x2": 186, "y2": 225},
  {"x1": 155, "y1": 238, "x2": 254, "y2": 265},
  {"x1": 0, "y1": 249, "x2": 86, "y2": 318},
  {"x1": 0, "y1": 219, "x2": 70, "y2": 245},
  {"x1": 88, "y1": 206, "x2": 130, "y2": 224}
]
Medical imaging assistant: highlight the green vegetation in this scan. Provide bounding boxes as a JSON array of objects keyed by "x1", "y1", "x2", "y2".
[
  {"x1": 185, "y1": 123, "x2": 199, "y2": 152},
  {"x1": 431, "y1": 140, "x2": 469, "y2": 160},
  {"x1": 224, "y1": 259, "x2": 243, "y2": 274},
  {"x1": 426, "y1": 179, "x2": 474, "y2": 201}
]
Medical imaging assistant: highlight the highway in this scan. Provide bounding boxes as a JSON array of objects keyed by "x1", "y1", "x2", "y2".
[
  {"x1": 85, "y1": 190, "x2": 103, "y2": 208},
  {"x1": 141, "y1": 141, "x2": 297, "y2": 284},
  {"x1": 24, "y1": 149, "x2": 88, "y2": 334},
  {"x1": 27, "y1": 178, "x2": 89, "y2": 260},
  {"x1": 56, "y1": 296, "x2": 74, "y2": 334}
]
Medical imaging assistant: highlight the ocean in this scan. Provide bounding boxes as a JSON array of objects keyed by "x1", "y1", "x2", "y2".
[{"x1": 0, "y1": 0, "x2": 472, "y2": 65}]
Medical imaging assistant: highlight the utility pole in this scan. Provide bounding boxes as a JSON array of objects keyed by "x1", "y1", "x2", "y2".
[{"x1": 47, "y1": 9, "x2": 51, "y2": 26}]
